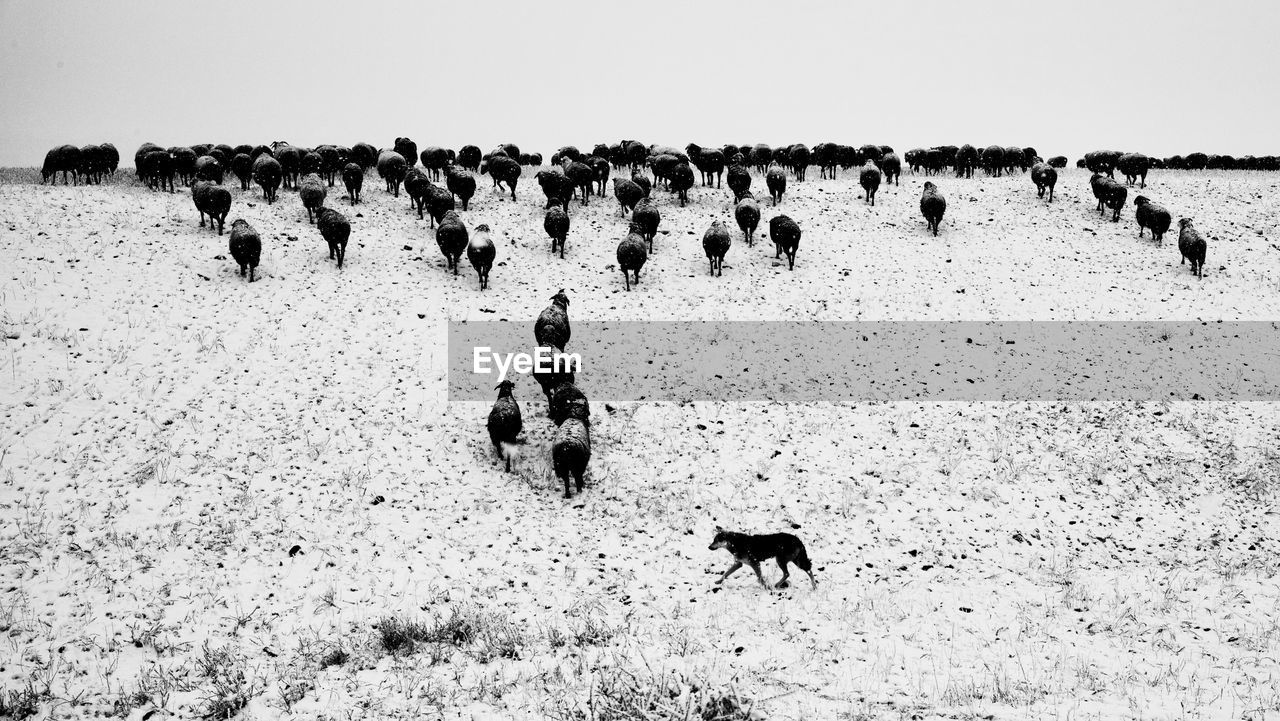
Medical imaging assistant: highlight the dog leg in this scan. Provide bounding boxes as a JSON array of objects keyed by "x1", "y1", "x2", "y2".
[
  {"x1": 749, "y1": 563, "x2": 769, "y2": 589},
  {"x1": 775, "y1": 559, "x2": 791, "y2": 588},
  {"x1": 805, "y1": 570, "x2": 818, "y2": 589},
  {"x1": 716, "y1": 561, "x2": 742, "y2": 585}
]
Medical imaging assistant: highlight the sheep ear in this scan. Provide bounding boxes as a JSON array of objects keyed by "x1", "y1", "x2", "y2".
[{"x1": 714, "y1": 525, "x2": 724, "y2": 532}]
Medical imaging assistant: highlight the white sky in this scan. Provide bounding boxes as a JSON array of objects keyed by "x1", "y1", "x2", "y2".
[{"x1": 1, "y1": 0, "x2": 1275, "y2": 166}]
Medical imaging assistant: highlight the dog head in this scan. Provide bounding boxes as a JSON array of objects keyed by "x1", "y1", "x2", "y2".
[{"x1": 708, "y1": 526, "x2": 731, "y2": 551}]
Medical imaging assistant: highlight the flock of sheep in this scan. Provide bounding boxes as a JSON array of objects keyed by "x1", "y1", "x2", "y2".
[{"x1": 33, "y1": 137, "x2": 1240, "y2": 497}]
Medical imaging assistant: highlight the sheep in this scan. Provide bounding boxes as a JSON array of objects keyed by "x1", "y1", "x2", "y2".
[
  {"x1": 101, "y1": 143, "x2": 119, "y2": 177},
  {"x1": 1184, "y1": 152, "x2": 1208, "y2": 170},
  {"x1": 859, "y1": 144, "x2": 883, "y2": 165},
  {"x1": 588, "y1": 156, "x2": 611, "y2": 197},
  {"x1": 134, "y1": 142, "x2": 162, "y2": 180},
  {"x1": 435, "y1": 210, "x2": 468, "y2": 275},
  {"x1": 878, "y1": 152, "x2": 902, "y2": 185},
  {"x1": 466, "y1": 223, "x2": 495, "y2": 290},
  {"x1": 981, "y1": 146, "x2": 1006, "y2": 177},
  {"x1": 631, "y1": 171, "x2": 651, "y2": 198},
  {"x1": 1030, "y1": 162, "x2": 1057, "y2": 201},
  {"x1": 788, "y1": 144, "x2": 814, "y2": 181},
  {"x1": 919, "y1": 181, "x2": 946, "y2": 236},
  {"x1": 765, "y1": 163, "x2": 787, "y2": 206},
  {"x1": 456, "y1": 145, "x2": 482, "y2": 172},
  {"x1": 612, "y1": 177, "x2": 644, "y2": 217},
  {"x1": 632, "y1": 198, "x2": 661, "y2": 252},
  {"x1": 192, "y1": 180, "x2": 232, "y2": 234},
  {"x1": 769, "y1": 214, "x2": 801, "y2": 270},
  {"x1": 617, "y1": 222, "x2": 648, "y2": 290},
  {"x1": 501, "y1": 143, "x2": 521, "y2": 163},
  {"x1": 228, "y1": 219, "x2": 261, "y2": 282},
  {"x1": 687, "y1": 144, "x2": 726, "y2": 187},
  {"x1": 544, "y1": 206, "x2": 570, "y2": 257},
  {"x1": 486, "y1": 380, "x2": 522, "y2": 471},
  {"x1": 735, "y1": 192, "x2": 760, "y2": 246},
  {"x1": 859, "y1": 162, "x2": 882, "y2": 205},
  {"x1": 1116, "y1": 153, "x2": 1151, "y2": 188},
  {"x1": 229, "y1": 153, "x2": 253, "y2": 191},
  {"x1": 393, "y1": 137, "x2": 418, "y2": 170},
  {"x1": 342, "y1": 162, "x2": 363, "y2": 203},
  {"x1": 1048, "y1": 156, "x2": 1068, "y2": 168},
  {"x1": 252, "y1": 154, "x2": 282, "y2": 203},
  {"x1": 77, "y1": 145, "x2": 105, "y2": 184},
  {"x1": 552, "y1": 417, "x2": 591, "y2": 498},
  {"x1": 377, "y1": 151, "x2": 408, "y2": 196},
  {"x1": 1134, "y1": 196, "x2": 1172, "y2": 245},
  {"x1": 41, "y1": 145, "x2": 79, "y2": 184},
  {"x1": 351, "y1": 143, "x2": 378, "y2": 170},
  {"x1": 404, "y1": 168, "x2": 431, "y2": 217},
  {"x1": 726, "y1": 162, "x2": 751, "y2": 202},
  {"x1": 1177, "y1": 218, "x2": 1206, "y2": 278},
  {"x1": 271, "y1": 143, "x2": 303, "y2": 189},
  {"x1": 316, "y1": 207, "x2": 350, "y2": 268},
  {"x1": 1090, "y1": 173, "x2": 1127, "y2": 221},
  {"x1": 955, "y1": 144, "x2": 978, "y2": 178},
  {"x1": 536, "y1": 170, "x2": 573, "y2": 211},
  {"x1": 170, "y1": 147, "x2": 198, "y2": 186},
  {"x1": 648, "y1": 153, "x2": 681, "y2": 189},
  {"x1": 564, "y1": 161, "x2": 595, "y2": 205},
  {"x1": 301, "y1": 151, "x2": 323, "y2": 176},
  {"x1": 668, "y1": 163, "x2": 695, "y2": 206},
  {"x1": 703, "y1": 220, "x2": 731, "y2": 276},
  {"x1": 419, "y1": 146, "x2": 449, "y2": 181},
  {"x1": 535, "y1": 290, "x2": 571, "y2": 350},
  {"x1": 483, "y1": 155, "x2": 521, "y2": 200},
  {"x1": 625, "y1": 141, "x2": 647, "y2": 169},
  {"x1": 316, "y1": 145, "x2": 341, "y2": 186},
  {"x1": 549, "y1": 381, "x2": 590, "y2": 426},
  {"x1": 531, "y1": 344, "x2": 575, "y2": 403},
  {"x1": 527, "y1": 152, "x2": 543, "y2": 166},
  {"x1": 1004, "y1": 147, "x2": 1026, "y2": 174},
  {"x1": 445, "y1": 165, "x2": 477, "y2": 210},
  {"x1": 143, "y1": 150, "x2": 175, "y2": 192},
  {"x1": 425, "y1": 182, "x2": 456, "y2": 229},
  {"x1": 299, "y1": 173, "x2": 327, "y2": 224}
]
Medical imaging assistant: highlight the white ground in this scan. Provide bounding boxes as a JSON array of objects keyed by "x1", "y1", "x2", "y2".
[{"x1": 1, "y1": 165, "x2": 1278, "y2": 720}]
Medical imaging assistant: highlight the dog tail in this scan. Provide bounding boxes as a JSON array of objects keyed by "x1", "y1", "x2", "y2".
[{"x1": 794, "y1": 544, "x2": 813, "y2": 572}]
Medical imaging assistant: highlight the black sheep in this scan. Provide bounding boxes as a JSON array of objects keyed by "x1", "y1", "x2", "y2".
[
  {"x1": 535, "y1": 290, "x2": 571, "y2": 350},
  {"x1": 735, "y1": 192, "x2": 760, "y2": 246},
  {"x1": 919, "y1": 182, "x2": 946, "y2": 236},
  {"x1": 549, "y1": 381, "x2": 590, "y2": 426},
  {"x1": 299, "y1": 173, "x2": 327, "y2": 224},
  {"x1": 271, "y1": 143, "x2": 302, "y2": 189},
  {"x1": 859, "y1": 162, "x2": 881, "y2": 205},
  {"x1": 564, "y1": 161, "x2": 595, "y2": 205},
  {"x1": 727, "y1": 163, "x2": 751, "y2": 201},
  {"x1": 301, "y1": 151, "x2": 323, "y2": 176},
  {"x1": 393, "y1": 138, "x2": 418, "y2": 170},
  {"x1": 688, "y1": 145, "x2": 726, "y2": 187},
  {"x1": 617, "y1": 222, "x2": 648, "y2": 291},
  {"x1": 404, "y1": 169, "x2": 431, "y2": 218},
  {"x1": 955, "y1": 144, "x2": 978, "y2": 178},
  {"x1": 1134, "y1": 196, "x2": 1172, "y2": 245},
  {"x1": 228, "y1": 219, "x2": 261, "y2": 282},
  {"x1": 878, "y1": 152, "x2": 902, "y2": 185},
  {"x1": 425, "y1": 183, "x2": 456, "y2": 229},
  {"x1": 445, "y1": 165, "x2": 477, "y2": 210},
  {"x1": 351, "y1": 143, "x2": 378, "y2": 170},
  {"x1": 420, "y1": 147, "x2": 449, "y2": 181},
  {"x1": 588, "y1": 156, "x2": 611, "y2": 197},
  {"x1": 466, "y1": 224, "x2": 495, "y2": 290},
  {"x1": 231, "y1": 153, "x2": 253, "y2": 190},
  {"x1": 1090, "y1": 173, "x2": 1127, "y2": 221},
  {"x1": 536, "y1": 170, "x2": 573, "y2": 211},
  {"x1": 143, "y1": 150, "x2": 175, "y2": 192},
  {"x1": 668, "y1": 163, "x2": 695, "y2": 206},
  {"x1": 1030, "y1": 162, "x2": 1057, "y2": 201},
  {"x1": 531, "y1": 344, "x2": 575, "y2": 403},
  {"x1": 1048, "y1": 156, "x2": 1068, "y2": 168},
  {"x1": 631, "y1": 171, "x2": 651, "y2": 198},
  {"x1": 316, "y1": 145, "x2": 341, "y2": 186},
  {"x1": 612, "y1": 177, "x2": 644, "y2": 216},
  {"x1": 170, "y1": 147, "x2": 198, "y2": 186},
  {"x1": 1116, "y1": 153, "x2": 1151, "y2": 188},
  {"x1": 769, "y1": 214, "x2": 801, "y2": 270},
  {"x1": 765, "y1": 163, "x2": 787, "y2": 206},
  {"x1": 1085, "y1": 150, "x2": 1123, "y2": 178},
  {"x1": 316, "y1": 207, "x2": 350, "y2": 268},
  {"x1": 377, "y1": 151, "x2": 408, "y2": 196},
  {"x1": 101, "y1": 143, "x2": 120, "y2": 177},
  {"x1": 552, "y1": 418, "x2": 591, "y2": 498},
  {"x1": 702, "y1": 220, "x2": 731, "y2": 277},
  {"x1": 342, "y1": 162, "x2": 363, "y2": 203},
  {"x1": 544, "y1": 206, "x2": 570, "y2": 257},
  {"x1": 192, "y1": 180, "x2": 231, "y2": 234},
  {"x1": 252, "y1": 155, "x2": 282, "y2": 203},
  {"x1": 1177, "y1": 218, "x2": 1206, "y2": 278},
  {"x1": 981, "y1": 146, "x2": 1006, "y2": 177},
  {"x1": 458, "y1": 145, "x2": 482, "y2": 172},
  {"x1": 789, "y1": 144, "x2": 811, "y2": 181},
  {"x1": 486, "y1": 380, "x2": 522, "y2": 471},
  {"x1": 484, "y1": 155, "x2": 521, "y2": 201},
  {"x1": 435, "y1": 210, "x2": 468, "y2": 275},
  {"x1": 632, "y1": 198, "x2": 661, "y2": 252}
]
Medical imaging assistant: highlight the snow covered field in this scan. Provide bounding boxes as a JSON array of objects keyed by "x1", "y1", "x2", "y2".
[{"x1": 1, "y1": 165, "x2": 1278, "y2": 720}]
